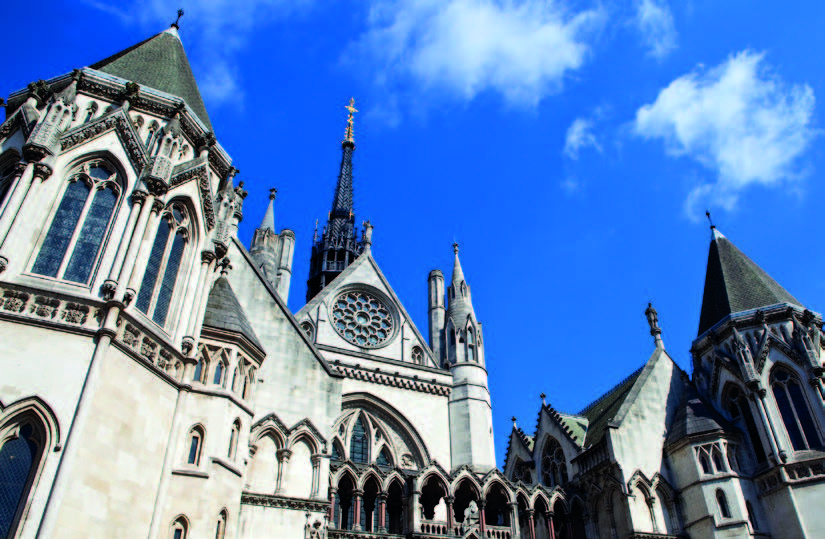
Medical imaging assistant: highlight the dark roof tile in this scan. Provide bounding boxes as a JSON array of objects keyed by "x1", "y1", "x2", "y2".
[{"x1": 202, "y1": 277, "x2": 263, "y2": 351}]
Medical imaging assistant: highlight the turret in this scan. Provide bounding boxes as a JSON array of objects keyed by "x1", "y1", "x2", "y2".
[
  {"x1": 250, "y1": 188, "x2": 294, "y2": 302},
  {"x1": 444, "y1": 244, "x2": 496, "y2": 471},
  {"x1": 428, "y1": 269, "x2": 446, "y2": 365}
]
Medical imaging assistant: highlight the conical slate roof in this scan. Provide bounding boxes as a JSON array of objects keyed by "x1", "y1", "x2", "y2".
[
  {"x1": 202, "y1": 277, "x2": 263, "y2": 351},
  {"x1": 666, "y1": 390, "x2": 732, "y2": 446},
  {"x1": 697, "y1": 229, "x2": 802, "y2": 335},
  {"x1": 90, "y1": 28, "x2": 212, "y2": 130}
]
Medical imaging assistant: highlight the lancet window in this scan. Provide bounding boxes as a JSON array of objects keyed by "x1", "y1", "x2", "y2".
[
  {"x1": 540, "y1": 437, "x2": 568, "y2": 487},
  {"x1": 32, "y1": 161, "x2": 120, "y2": 284},
  {"x1": 724, "y1": 385, "x2": 767, "y2": 464},
  {"x1": 349, "y1": 416, "x2": 369, "y2": 464},
  {"x1": 0, "y1": 420, "x2": 45, "y2": 538},
  {"x1": 136, "y1": 203, "x2": 190, "y2": 328},
  {"x1": 0, "y1": 161, "x2": 16, "y2": 208},
  {"x1": 771, "y1": 367, "x2": 821, "y2": 451}
]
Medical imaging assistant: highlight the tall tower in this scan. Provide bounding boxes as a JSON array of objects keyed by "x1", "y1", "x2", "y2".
[
  {"x1": 306, "y1": 98, "x2": 366, "y2": 302},
  {"x1": 250, "y1": 189, "x2": 295, "y2": 301},
  {"x1": 444, "y1": 244, "x2": 496, "y2": 471}
]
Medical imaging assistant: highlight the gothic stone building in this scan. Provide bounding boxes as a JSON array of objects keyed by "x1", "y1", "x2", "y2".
[{"x1": 1, "y1": 23, "x2": 825, "y2": 539}]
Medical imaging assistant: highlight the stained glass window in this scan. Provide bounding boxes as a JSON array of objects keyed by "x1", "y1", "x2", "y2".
[
  {"x1": 771, "y1": 368, "x2": 821, "y2": 451},
  {"x1": 376, "y1": 447, "x2": 392, "y2": 467},
  {"x1": 32, "y1": 180, "x2": 90, "y2": 277},
  {"x1": 135, "y1": 205, "x2": 189, "y2": 329},
  {"x1": 0, "y1": 424, "x2": 38, "y2": 537},
  {"x1": 64, "y1": 186, "x2": 117, "y2": 283},
  {"x1": 193, "y1": 359, "x2": 204, "y2": 383},
  {"x1": 725, "y1": 385, "x2": 767, "y2": 463},
  {"x1": 350, "y1": 417, "x2": 369, "y2": 464},
  {"x1": 213, "y1": 362, "x2": 224, "y2": 385},
  {"x1": 541, "y1": 438, "x2": 568, "y2": 487}
]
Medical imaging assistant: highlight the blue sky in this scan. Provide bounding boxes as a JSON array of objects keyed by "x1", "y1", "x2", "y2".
[{"x1": 6, "y1": 0, "x2": 825, "y2": 465}]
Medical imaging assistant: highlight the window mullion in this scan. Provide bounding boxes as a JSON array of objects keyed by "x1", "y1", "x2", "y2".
[
  {"x1": 56, "y1": 182, "x2": 96, "y2": 278},
  {"x1": 787, "y1": 384, "x2": 812, "y2": 449},
  {"x1": 147, "y1": 224, "x2": 176, "y2": 318}
]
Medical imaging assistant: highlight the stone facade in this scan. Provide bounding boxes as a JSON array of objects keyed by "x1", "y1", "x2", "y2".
[{"x1": 1, "y1": 23, "x2": 825, "y2": 539}]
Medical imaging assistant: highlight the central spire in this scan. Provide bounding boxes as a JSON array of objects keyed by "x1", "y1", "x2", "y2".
[{"x1": 306, "y1": 98, "x2": 369, "y2": 302}]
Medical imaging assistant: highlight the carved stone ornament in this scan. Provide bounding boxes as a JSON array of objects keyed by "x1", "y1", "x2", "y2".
[
  {"x1": 32, "y1": 163, "x2": 53, "y2": 180},
  {"x1": 241, "y1": 493, "x2": 330, "y2": 513},
  {"x1": 169, "y1": 164, "x2": 216, "y2": 229},
  {"x1": 0, "y1": 256, "x2": 7, "y2": 274},
  {"x1": 60, "y1": 111, "x2": 148, "y2": 174},
  {"x1": 100, "y1": 280, "x2": 118, "y2": 301}
]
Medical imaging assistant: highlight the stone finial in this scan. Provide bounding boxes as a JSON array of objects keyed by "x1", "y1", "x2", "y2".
[
  {"x1": 362, "y1": 220, "x2": 373, "y2": 251},
  {"x1": 453, "y1": 242, "x2": 459, "y2": 254},
  {"x1": 218, "y1": 257, "x2": 232, "y2": 277},
  {"x1": 269, "y1": 188, "x2": 277, "y2": 201},
  {"x1": 171, "y1": 8, "x2": 184, "y2": 29},
  {"x1": 645, "y1": 302, "x2": 664, "y2": 349},
  {"x1": 540, "y1": 392, "x2": 546, "y2": 406},
  {"x1": 511, "y1": 416, "x2": 517, "y2": 428}
]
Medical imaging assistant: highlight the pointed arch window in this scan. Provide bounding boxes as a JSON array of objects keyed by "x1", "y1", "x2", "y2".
[
  {"x1": 171, "y1": 517, "x2": 188, "y2": 539},
  {"x1": 771, "y1": 367, "x2": 821, "y2": 451},
  {"x1": 725, "y1": 385, "x2": 767, "y2": 464},
  {"x1": 193, "y1": 357, "x2": 205, "y2": 383},
  {"x1": 376, "y1": 446, "x2": 393, "y2": 467},
  {"x1": 411, "y1": 346, "x2": 423, "y2": 365},
  {"x1": 349, "y1": 416, "x2": 369, "y2": 464},
  {"x1": 136, "y1": 203, "x2": 190, "y2": 327},
  {"x1": 331, "y1": 440, "x2": 344, "y2": 460},
  {"x1": 540, "y1": 438, "x2": 568, "y2": 487},
  {"x1": 716, "y1": 489, "x2": 731, "y2": 519},
  {"x1": 228, "y1": 420, "x2": 241, "y2": 460},
  {"x1": 232, "y1": 367, "x2": 241, "y2": 393},
  {"x1": 186, "y1": 426, "x2": 204, "y2": 466},
  {"x1": 0, "y1": 421, "x2": 45, "y2": 538},
  {"x1": 467, "y1": 328, "x2": 476, "y2": 362},
  {"x1": 215, "y1": 510, "x2": 227, "y2": 539},
  {"x1": 213, "y1": 361, "x2": 225, "y2": 386},
  {"x1": 32, "y1": 162, "x2": 120, "y2": 284}
]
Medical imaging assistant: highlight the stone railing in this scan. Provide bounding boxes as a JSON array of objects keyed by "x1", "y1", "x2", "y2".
[
  {"x1": 420, "y1": 520, "x2": 451, "y2": 535},
  {"x1": 328, "y1": 530, "x2": 404, "y2": 539},
  {"x1": 756, "y1": 455, "x2": 825, "y2": 494},
  {"x1": 483, "y1": 525, "x2": 512, "y2": 539}
]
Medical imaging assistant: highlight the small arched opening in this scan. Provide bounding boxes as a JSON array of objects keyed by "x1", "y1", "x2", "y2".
[{"x1": 484, "y1": 482, "x2": 511, "y2": 526}]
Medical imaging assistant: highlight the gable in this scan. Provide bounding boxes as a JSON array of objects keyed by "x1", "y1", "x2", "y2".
[{"x1": 296, "y1": 252, "x2": 438, "y2": 369}]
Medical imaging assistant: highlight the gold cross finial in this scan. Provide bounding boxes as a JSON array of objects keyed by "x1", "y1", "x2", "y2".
[{"x1": 343, "y1": 97, "x2": 357, "y2": 143}]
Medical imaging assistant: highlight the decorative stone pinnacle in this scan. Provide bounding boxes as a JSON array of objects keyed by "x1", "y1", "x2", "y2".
[
  {"x1": 705, "y1": 210, "x2": 715, "y2": 230},
  {"x1": 540, "y1": 392, "x2": 546, "y2": 405},
  {"x1": 343, "y1": 97, "x2": 357, "y2": 144},
  {"x1": 269, "y1": 188, "x2": 277, "y2": 201},
  {"x1": 645, "y1": 302, "x2": 664, "y2": 349},
  {"x1": 171, "y1": 8, "x2": 184, "y2": 29},
  {"x1": 453, "y1": 242, "x2": 459, "y2": 254},
  {"x1": 511, "y1": 416, "x2": 517, "y2": 427}
]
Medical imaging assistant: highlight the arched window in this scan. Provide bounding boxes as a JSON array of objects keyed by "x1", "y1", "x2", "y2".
[
  {"x1": 171, "y1": 516, "x2": 188, "y2": 539},
  {"x1": 146, "y1": 120, "x2": 159, "y2": 149},
  {"x1": 0, "y1": 421, "x2": 45, "y2": 538},
  {"x1": 242, "y1": 368, "x2": 255, "y2": 399},
  {"x1": 376, "y1": 446, "x2": 393, "y2": 467},
  {"x1": 411, "y1": 346, "x2": 423, "y2": 365},
  {"x1": 349, "y1": 416, "x2": 369, "y2": 464},
  {"x1": 215, "y1": 510, "x2": 227, "y2": 539},
  {"x1": 725, "y1": 385, "x2": 767, "y2": 464},
  {"x1": 136, "y1": 203, "x2": 190, "y2": 327},
  {"x1": 232, "y1": 368, "x2": 241, "y2": 393},
  {"x1": 193, "y1": 357, "x2": 205, "y2": 383},
  {"x1": 228, "y1": 419, "x2": 240, "y2": 460},
  {"x1": 699, "y1": 452, "x2": 712, "y2": 474},
  {"x1": 541, "y1": 438, "x2": 568, "y2": 487},
  {"x1": 213, "y1": 361, "x2": 225, "y2": 386},
  {"x1": 467, "y1": 329, "x2": 476, "y2": 362},
  {"x1": 716, "y1": 489, "x2": 731, "y2": 519},
  {"x1": 331, "y1": 440, "x2": 344, "y2": 460},
  {"x1": 32, "y1": 162, "x2": 120, "y2": 284},
  {"x1": 186, "y1": 426, "x2": 204, "y2": 465},
  {"x1": 712, "y1": 450, "x2": 725, "y2": 473},
  {"x1": 771, "y1": 367, "x2": 821, "y2": 451}
]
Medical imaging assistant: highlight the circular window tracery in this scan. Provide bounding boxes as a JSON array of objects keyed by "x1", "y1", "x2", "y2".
[{"x1": 331, "y1": 290, "x2": 394, "y2": 348}]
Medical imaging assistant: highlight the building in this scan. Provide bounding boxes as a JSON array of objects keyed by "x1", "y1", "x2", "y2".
[{"x1": 1, "y1": 21, "x2": 824, "y2": 539}]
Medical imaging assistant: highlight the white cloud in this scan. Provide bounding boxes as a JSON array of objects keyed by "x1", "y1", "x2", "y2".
[
  {"x1": 634, "y1": 0, "x2": 676, "y2": 59},
  {"x1": 564, "y1": 117, "x2": 601, "y2": 159},
  {"x1": 634, "y1": 51, "x2": 816, "y2": 210},
  {"x1": 352, "y1": 0, "x2": 605, "y2": 106}
]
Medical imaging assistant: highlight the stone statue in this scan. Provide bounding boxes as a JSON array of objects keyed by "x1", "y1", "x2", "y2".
[
  {"x1": 433, "y1": 497, "x2": 448, "y2": 521},
  {"x1": 463, "y1": 500, "x2": 479, "y2": 526},
  {"x1": 304, "y1": 514, "x2": 327, "y2": 539}
]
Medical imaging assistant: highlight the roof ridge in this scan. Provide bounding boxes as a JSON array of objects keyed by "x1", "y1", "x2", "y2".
[{"x1": 578, "y1": 364, "x2": 645, "y2": 416}]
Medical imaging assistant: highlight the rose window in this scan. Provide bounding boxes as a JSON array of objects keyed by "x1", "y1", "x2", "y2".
[{"x1": 332, "y1": 291, "x2": 394, "y2": 347}]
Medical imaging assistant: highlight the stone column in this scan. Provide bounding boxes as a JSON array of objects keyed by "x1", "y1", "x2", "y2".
[
  {"x1": 527, "y1": 508, "x2": 536, "y2": 539},
  {"x1": 378, "y1": 493, "x2": 388, "y2": 532},
  {"x1": 411, "y1": 489, "x2": 421, "y2": 533},
  {"x1": 0, "y1": 162, "x2": 31, "y2": 244},
  {"x1": 0, "y1": 163, "x2": 50, "y2": 272},
  {"x1": 310, "y1": 454, "x2": 322, "y2": 499},
  {"x1": 275, "y1": 448, "x2": 292, "y2": 494},
  {"x1": 445, "y1": 496, "x2": 455, "y2": 530},
  {"x1": 353, "y1": 489, "x2": 364, "y2": 531},
  {"x1": 647, "y1": 497, "x2": 659, "y2": 533},
  {"x1": 752, "y1": 386, "x2": 787, "y2": 462},
  {"x1": 402, "y1": 494, "x2": 410, "y2": 534},
  {"x1": 180, "y1": 250, "x2": 216, "y2": 353},
  {"x1": 328, "y1": 487, "x2": 338, "y2": 528},
  {"x1": 547, "y1": 511, "x2": 555, "y2": 539},
  {"x1": 125, "y1": 198, "x2": 165, "y2": 301},
  {"x1": 36, "y1": 301, "x2": 120, "y2": 537},
  {"x1": 479, "y1": 499, "x2": 487, "y2": 534},
  {"x1": 102, "y1": 190, "x2": 148, "y2": 298}
]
